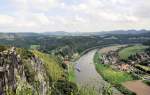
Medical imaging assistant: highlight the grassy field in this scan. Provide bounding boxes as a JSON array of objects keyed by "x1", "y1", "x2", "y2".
[
  {"x1": 118, "y1": 45, "x2": 148, "y2": 60},
  {"x1": 94, "y1": 52, "x2": 133, "y2": 84},
  {"x1": 32, "y1": 50, "x2": 64, "y2": 81},
  {"x1": 30, "y1": 45, "x2": 40, "y2": 49},
  {"x1": 95, "y1": 64, "x2": 133, "y2": 84},
  {"x1": 94, "y1": 52, "x2": 136, "y2": 94},
  {"x1": 68, "y1": 64, "x2": 76, "y2": 82}
]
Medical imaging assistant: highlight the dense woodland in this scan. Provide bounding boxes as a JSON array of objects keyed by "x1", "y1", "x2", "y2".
[{"x1": 0, "y1": 32, "x2": 150, "y2": 59}]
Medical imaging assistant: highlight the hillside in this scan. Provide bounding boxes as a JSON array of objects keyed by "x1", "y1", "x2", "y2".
[
  {"x1": 0, "y1": 31, "x2": 150, "y2": 60},
  {"x1": 0, "y1": 32, "x2": 150, "y2": 95},
  {"x1": 0, "y1": 46, "x2": 77, "y2": 95}
]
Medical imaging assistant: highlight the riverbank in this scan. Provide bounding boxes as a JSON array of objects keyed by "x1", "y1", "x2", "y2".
[
  {"x1": 69, "y1": 44, "x2": 147, "y2": 95},
  {"x1": 94, "y1": 44, "x2": 150, "y2": 95},
  {"x1": 94, "y1": 49, "x2": 136, "y2": 95},
  {"x1": 75, "y1": 50, "x2": 121, "y2": 94}
]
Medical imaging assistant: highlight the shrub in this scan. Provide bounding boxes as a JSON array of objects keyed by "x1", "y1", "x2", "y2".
[
  {"x1": 0, "y1": 45, "x2": 8, "y2": 52},
  {"x1": 143, "y1": 80, "x2": 150, "y2": 86},
  {"x1": 78, "y1": 86, "x2": 98, "y2": 95},
  {"x1": 23, "y1": 60, "x2": 36, "y2": 83},
  {"x1": 115, "y1": 84, "x2": 136, "y2": 95},
  {"x1": 52, "y1": 80, "x2": 78, "y2": 95},
  {"x1": 16, "y1": 48, "x2": 34, "y2": 59}
]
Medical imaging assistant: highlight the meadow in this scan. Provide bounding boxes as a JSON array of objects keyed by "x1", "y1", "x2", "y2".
[
  {"x1": 68, "y1": 64, "x2": 76, "y2": 82},
  {"x1": 94, "y1": 52, "x2": 135, "y2": 95},
  {"x1": 30, "y1": 45, "x2": 40, "y2": 49},
  {"x1": 94, "y1": 52, "x2": 133, "y2": 84},
  {"x1": 118, "y1": 45, "x2": 148, "y2": 60}
]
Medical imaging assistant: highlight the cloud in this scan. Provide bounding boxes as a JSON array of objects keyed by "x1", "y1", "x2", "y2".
[
  {"x1": 0, "y1": 0, "x2": 150, "y2": 32},
  {"x1": 0, "y1": 15, "x2": 14, "y2": 25},
  {"x1": 12, "y1": 0, "x2": 59, "y2": 12},
  {"x1": 33, "y1": 13, "x2": 50, "y2": 25}
]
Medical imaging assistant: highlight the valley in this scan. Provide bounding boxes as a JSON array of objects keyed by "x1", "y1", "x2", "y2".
[
  {"x1": 0, "y1": 32, "x2": 150, "y2": 95},
  {"x1": 0, "y1": 0, "x2": 150, "y2": 94}
]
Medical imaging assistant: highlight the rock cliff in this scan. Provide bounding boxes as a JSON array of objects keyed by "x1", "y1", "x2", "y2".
[{"x1": 0, "y1": 47, "x2": 50, "y2": 95}]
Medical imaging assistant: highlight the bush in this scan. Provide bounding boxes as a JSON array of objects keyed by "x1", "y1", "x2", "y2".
[
  {"x1": 16, "y1": 48, "x2": 34, "y2": 59},
  {"x1": 102, "y1": 84, "x2": 113, "y2": 95},
  {"x1": 115, "y1": 84, "x2": 136, "y2": 95},
  {"x1": 52, "y1": 80, "x2": 78, "y2": 95},
  {"x1": 135, "y1": 64, "x2": 150, "y2": 74},
  {"x1": 23, "y1": 60, "x2": 36, "y2": 83},
  {"x1": 79, "y1": 86, "x2": 98, "y2": 95},
  {"x1": 143, "y1": 80, "x2": 150, "y2": 86},
  {"x1": 0, "y1": 45, "x2": 8, "y2": 52}
]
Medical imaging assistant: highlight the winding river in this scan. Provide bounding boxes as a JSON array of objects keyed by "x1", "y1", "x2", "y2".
[{"x1": 75, "y1": 50, "x2": 121, "y2": 94}]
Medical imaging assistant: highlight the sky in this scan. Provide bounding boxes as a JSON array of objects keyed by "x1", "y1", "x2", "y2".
[{"x1": 0, "y1": 0, "x2": 150, "y2": 32}]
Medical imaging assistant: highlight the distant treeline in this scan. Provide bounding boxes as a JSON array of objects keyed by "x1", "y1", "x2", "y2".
[{"x1": 0, "y1": 32, "x2": 150, "y2": 57}]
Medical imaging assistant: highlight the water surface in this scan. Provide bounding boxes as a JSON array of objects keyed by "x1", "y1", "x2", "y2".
[{"x1": 75, "y1": 50, "x2": 121, "y2": 94}]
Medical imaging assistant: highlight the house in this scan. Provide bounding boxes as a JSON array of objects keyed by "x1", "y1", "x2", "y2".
[
  {"x1": 64, "y1": 60, "x2": 69, "y2": 64},
  {"x1": 102, "y1": 55, "x2": 109, "y2": 64},
  {"x1": 119, "y1": 64, "x2": 129, "y2": 71}
]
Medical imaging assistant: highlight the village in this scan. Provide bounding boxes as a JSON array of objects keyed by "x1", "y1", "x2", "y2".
[{"x1": 100, "y1": 46, "x2": 150, "y2": 80}]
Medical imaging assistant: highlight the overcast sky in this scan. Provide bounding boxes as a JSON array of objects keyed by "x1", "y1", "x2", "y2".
[{"x1": 0, "y1": 0, "x2": 150, "y2": 32}]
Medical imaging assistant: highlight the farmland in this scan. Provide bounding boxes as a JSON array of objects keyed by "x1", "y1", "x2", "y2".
[
  {"x1": 94, "y1": 52, "x2": 133, "y2": 84},
  {"x1": 119, "y1": 45, "x2": 148, "y2": 60}
]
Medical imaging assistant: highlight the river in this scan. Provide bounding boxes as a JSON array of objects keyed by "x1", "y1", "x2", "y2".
[{"x1": 75, "y1": 50, "x2": 121, "y2": 94}]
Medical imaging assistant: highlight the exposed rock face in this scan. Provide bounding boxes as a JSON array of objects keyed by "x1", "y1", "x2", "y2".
[
  {"x1": 0, "y1": 47, "x2": 49, "y2": 95},
  {"x1": 0, "y1": 48, "x2": 17, "y2": 94}
]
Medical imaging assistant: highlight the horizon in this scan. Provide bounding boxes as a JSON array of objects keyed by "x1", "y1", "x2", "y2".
[
  {"x1": 0, "y1": 0, "x2": 150, "y2": 32},
  {"x1": 0, "y1": 29, "x2": 149, "y2": 33}
]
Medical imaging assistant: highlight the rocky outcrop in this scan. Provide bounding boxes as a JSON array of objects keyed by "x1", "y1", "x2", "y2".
[
  {"x1": 0, "y1": 47, "x2": 49, "y2": 95},
  {"x1": 0, "y1": 46, "x2": 80, "y2": 95},
  {"x1": 0, "y1": 47, "x2": 18, "y2": 94}
]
